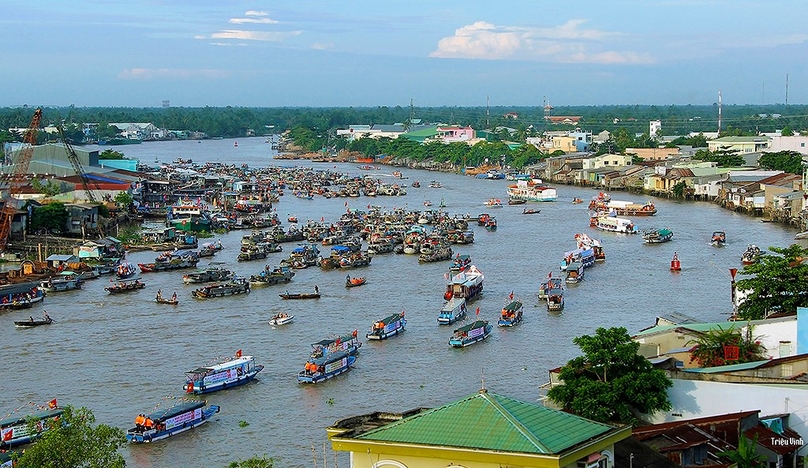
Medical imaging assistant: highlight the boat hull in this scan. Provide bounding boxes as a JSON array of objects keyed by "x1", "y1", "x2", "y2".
[
  {"x1": 186, "y1": 367, "x2": 263, "y2": 395},
  {"x1": 126, "y1": 406, "x2": 219, "y2": 443},
  {"x1": 297, "y1": 355, "x2": 356, "y2": 384},
  {"x1": 449, "y1": 328, "x2": 492, "y2": 347}
]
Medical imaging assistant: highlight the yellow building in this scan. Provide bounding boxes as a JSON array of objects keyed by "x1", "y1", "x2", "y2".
[{"x1": 327, "y1": 389, "x2": 630, "y2": 468}]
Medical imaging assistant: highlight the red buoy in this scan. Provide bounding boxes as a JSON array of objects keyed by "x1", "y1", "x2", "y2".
[{"x1": 670, "y1": 252, "x2": 681, "y2": 272}]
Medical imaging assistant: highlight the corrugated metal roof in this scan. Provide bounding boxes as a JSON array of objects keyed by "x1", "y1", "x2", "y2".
[
  {"x1": 356, "y1": 390, "x2": 615, "y2": 454},
  {"x1": 682, "y1": 359, "x2": 769, "y2": 373}
]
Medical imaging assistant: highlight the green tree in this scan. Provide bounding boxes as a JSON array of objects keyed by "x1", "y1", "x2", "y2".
[
  {"x1": 14, "y1": 406, "x2": 126, "y2": 468},
  {"x1": 781, "y1": 126, "x2": 794, "y2": 137},
  {"x1": 672, "y1": 181, "x2": 687, "y2": 198},
  {"x1": 31, "y1": 178, "x2": 63, "y2": 196},
  {"x1": 99, "y1": 149, "x2": 126, "y2": 160},
  {"x1": 687, "y1": 324, "x2": 766, "y2": 367},
  {"x1": 735, "y1": 245, "x2": 808, "y2": 320},
  {"x1": 757, "y1": 150, "x2": 804, "y2": 174},
  {"x1": 114, "y1": 191, "x2": 134, "y2": 210},
  {"x1": 30, "y1": 202, "x2": 70, "y2": 234},
  {"x1": 547, "y1": 327, "x2": 672, "y2": 424},
  {"x1": 227, "y1": 455, "x2": 275, "y2": 468},
  {"x1": 717, "y1": 433, "x2": 766, "y2": 467}
]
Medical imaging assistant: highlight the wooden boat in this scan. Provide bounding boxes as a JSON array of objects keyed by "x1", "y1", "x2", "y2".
[
  {"x1": 40, "y1": 271, "x2": 82, "y2": 292},
  {"x1": 641, "y1": 228, "x2": 673, "y2": 243},
  {"x1": 138, "y1": 251, "x2": 199, "y2": 272},
  {"x1": 0, "y1": 283, "x2": 45, "y2": 310},
  {"x1": 366, "y1": 312, "x2": 406, "y2": 340},
  {"x1": 538, "y1": 274, "x2": 564, "y2": 301},
  {"x1": 279, "y1": 290, "x2": 321, "y2": 300},
  {"x1": 522, "y1": 208, "x2": 541, "y2": 215},
  {"x1": 155, "y1": 293, "x2": 178, "y2": 305},
  {"x1": 609, "y1": 200, "x2": 657, "y2": 216},
  {"x1": 297, "y1": 350, "x2": 356, "y2": 384},
  {"x1": 249, "y1": 265, "x2": 295, "y2": 286},
  {"x1": 269, "y1": 312, "x2": 294, "y2": 326},
  {"x1": 507, "y1": 198, "x2": 526, "y2": 205},
  {"x1": 345, "y1": 276, "x2": 367, "y2": 288},
  {"x1": 14, "y1": 316, "x2": 53, "y2": 328},
  {"x1": 572, "y1": 197, "x2": 583, "y2": 204},
  {"x1": 506, "y1": 180, "x2": 558, "y2": 202},
  {"x1": 105, "y1": 279, "x2": 145, "y2": 294},
  {"x1": 741, "y1": 245, "x2": 761, "y2": 264},
  {"x1": 497, "y1": 299, "x2": 523, "y2": 327},
  {"x1": 115, "y1": 262, "x2": 139, "y2": 280},
  {"x1": 444, "y1": 265, "x2": 484, "y2": 302},
  {"x1": 565, "y1": 262, "x2": 585, "y2": 284},
  {"x1": 449, "y1": 319, "x2": 492, "y2": 347},
  {"x1": 484, "y1": 217, "x2": 497, "y2": 231},
  {"x1": 711, "y1": 230, "x2": 726, "y2": 246},
  {"x1": 484, "y1": 198, "x2": 503, "y2": 208},
  {"x1": 477, "y1": 213, "x2": 490, "y2": 226},
  {"x1": 183, "y1": 265, "x2": 234, "y2": 284},
  {"x1": 547, "y1": 288, "x2": 564, "y2": 312},
  {"x1": 192, "y1": 277, "x2": 250, "y2": 298},
  {"x1": 0, "y1": 400, "x2": 63, "y2": 448},
  {"x1": 310, "y1": 330, "x2": 361, "y2": 358},
  {"x1": 126, "y1": 400, "x2": 220, "y2": 443},
  {"x1": 183, "y1": 351, "x2": 264, "y2": 394}
]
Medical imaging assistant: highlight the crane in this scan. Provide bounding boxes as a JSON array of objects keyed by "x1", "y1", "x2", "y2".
[
  {"x1": 56, "y1": 124, "x2": 105, "y2": 238},
  {"x1": 0, "y1": 108, "x2": 42, "y2": 251}
]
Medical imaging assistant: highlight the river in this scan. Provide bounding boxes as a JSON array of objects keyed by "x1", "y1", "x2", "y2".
[{"x1": 2, "y1": 137, "x2": 799, "y2": 467}]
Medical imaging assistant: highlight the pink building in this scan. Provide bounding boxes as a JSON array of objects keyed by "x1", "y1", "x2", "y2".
[{"x1": 436, "y1": 126, "x2": 475, "y2": 143}]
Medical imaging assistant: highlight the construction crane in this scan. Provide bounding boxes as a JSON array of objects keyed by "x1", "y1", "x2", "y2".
[
  {"x1": 0, "y1": 108, "x2": 42, "y2": 251},
  {"x1": 56, "y1": 124, "x2": 105, "y2": 238}
]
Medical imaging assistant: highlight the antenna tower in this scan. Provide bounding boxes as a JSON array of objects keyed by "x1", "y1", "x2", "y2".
[
  {"x1": 786, "y1": 73, "x2": 789, "y2": 106},
  {"x1": 486, "y1": 95, "x2": 490, "y2": 129},
  {"x1": 717, "y1": 90, "x2": 722, "y2": 133}
]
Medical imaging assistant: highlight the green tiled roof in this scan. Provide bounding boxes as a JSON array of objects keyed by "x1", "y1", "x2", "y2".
[{"x1": 356, "y1": 390, "x2": 614, "y2": 454}]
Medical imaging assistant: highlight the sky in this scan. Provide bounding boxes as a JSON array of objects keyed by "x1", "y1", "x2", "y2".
[{"x1": 3, "y1": 0, "x2": 808, "y2": 108}]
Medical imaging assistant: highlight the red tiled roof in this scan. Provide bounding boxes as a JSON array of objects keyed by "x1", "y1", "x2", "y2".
[{"x1": 744, "y1": 425, "x2": 803, "y2": 455}]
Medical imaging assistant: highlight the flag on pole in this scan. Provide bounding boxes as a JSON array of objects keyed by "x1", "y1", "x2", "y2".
[
  {"x1": 48, "y1": 399, "x2": 57, "y2": 409},
  {"x1": 2, "y1": 429, "x2": 12, "y2": 441},
  {"x1": 548, "y1": 272, "x2": 552, "y2": 279},
  {"x1": 235, "y1": 349, "x2": 242, "y2": 358},
  {"x1": 476, "y1": 307, "x2": 480, "y2": 316},
  {"x1": 320, "y1": 216, "x2": 324, "y2": 222},
  {"x1": 344, "y1": 201, "x2": 348, "y2": 207},
  {"x1": 509, "y1": 291, "x2": 514, "y2": 300}
]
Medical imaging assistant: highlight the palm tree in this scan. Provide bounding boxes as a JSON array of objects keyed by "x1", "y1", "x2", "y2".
[
  {"x1": 688, "y1": 324, "x2": 766, "y2": 367},
  {"x1": 718, "y1": 433, "x2": 766, "y2": 467}
]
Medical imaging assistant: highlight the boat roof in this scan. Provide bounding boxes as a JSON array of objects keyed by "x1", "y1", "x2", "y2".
[
  {"x1": 502, "y1": 300, "x2": 522, "y2": 312},
  {"x1": 0, "y1": 281, "x2": 41, "y2": 296},
  {"x1": 454, "y1": 320, "x2": 489, "y2": 333},
  {"x1": 0, "y1": 408, "x2": 64, "y2": 428},
  {"x1": 331, "y1": 245, "x2": 351, "y2": 253},
  {"x1": 311, "y1": 334, "x2": 355, "y2": 347},
  {"x1": 146, "y1": 400, "x2": 206, "y2": 422},
  {"x1": 309, "y1": 350, "x2": 351, "y2": 366},
  {"x1": 377, "y1": 313, "x2": 403, "y2": 325},
  {"x1": 441, "y1": 297, "x2": 465, "y2": 311},
  {"x1": 186, "y1": 356, "x2": 253, "y2": 374}
]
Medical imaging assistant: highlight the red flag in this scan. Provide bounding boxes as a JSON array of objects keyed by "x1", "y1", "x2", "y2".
[
  {"x1": 476, "y1": 307, "x2": 480, "y2": 316},
  {"x1": 2, "y1": 429, "x2": 12, "y2": 441},
  {"x1": 509, "y1": 291, "x2": 514, "y2": 300},
  {"x1": 235, "y1": 349, "x2": 242, "y2": 358},
  {"x1": 320, "y1": 217, "x2": 324, "y2": 222},
  {"x1": 352, "y1": 329, "x2": 358, "y2": 337},
  {"x1": 367, "y1": 204, "x2": 371, "y2": 209},
  {"x1": 344, "y1": 201, "x2": 348, "y2": 207},
  {"x1": 548, "y1": 272, "x2": 552, "y2": 279},
  {"x1": 48, "y1": 398, "x2": 57, "y2": 409}
]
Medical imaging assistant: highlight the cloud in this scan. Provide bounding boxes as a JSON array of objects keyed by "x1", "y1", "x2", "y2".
[
  {"x1": 117, "y1": 68, "x2": 231, "y2": 80},
  {"x1": 209, "y1": 29, "x2": 301, "y2": 42},
  {"x1": 230, "y1": 10, "x2": 278, "y2": 25},
  {"x1": 310, "y1": 42, "x2": 334, "y2": 50},
  {"x1": 430, "y1": 20, "x2": 652, "y2": 64}
]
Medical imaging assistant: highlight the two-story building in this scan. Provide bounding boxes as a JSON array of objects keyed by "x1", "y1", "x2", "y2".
[{"x1": 708, "y1": 136, "x2": 771, "y2": 153}]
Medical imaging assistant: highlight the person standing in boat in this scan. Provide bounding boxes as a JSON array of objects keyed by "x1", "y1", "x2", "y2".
[
  {"x1": 43, "y1": 311, "x2": 51, "y2": 322},
  {"x1": 314, "y1": 285, "x2": 320, "y2": 295},
  {"x1": 156, "y1": 289, "x2": 163, "y2": 300},
  {"x1": 171, "y1": 291, "x2": 177, "y2": 302}
]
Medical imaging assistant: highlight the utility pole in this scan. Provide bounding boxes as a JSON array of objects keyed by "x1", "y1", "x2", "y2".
[
  {"x1": 486, "y1": 95, "x2": 490, "y2": 129},
  {"x1": 786, "y1": 73, "x2": 789, "y2": 106}
]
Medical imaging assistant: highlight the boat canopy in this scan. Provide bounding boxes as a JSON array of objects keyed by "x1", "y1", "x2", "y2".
[
  {"x1": 146, "y1": 401, "x2": 206, "y2": 423},
  {"x1": 0, "y1": 408, "x2": 63, "y2": 428},
  {"x1": 453, "y1": 320, "x2": 488, "y2": 334},
  {"x1": 331, "y1": 246, "x2": 351, "y2": 253},
  {"x1": 311, "y1": 334, "x2": 355, "y2": 347},
  {"x1": 186, "y1": 356, "x2": 252, "y2": 375},
  {"x1": 308, "y1": 349, "x2": 351, "y2": 366},
  {"x1": 377, "y1": 313, "x2": 403, "y2": 325},
  {"x1": 502, "y1": 301, "x2": 522, "y2": 312}
]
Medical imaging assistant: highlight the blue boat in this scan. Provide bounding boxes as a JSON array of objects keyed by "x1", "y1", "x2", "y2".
[
  {"x1": 310, "y1": 331, "x2": 361, "y2": 358},
  {"x1": 560, "y1": 247, "x2": 595, "y2": 270},
  {"x1": 437, "y1": 297, "x2": 467, "y2": 325},
  {"x1": 298, "y1": 350, "x2": 356, "y2": 384},
  {"x1": 0, "y1": 403, "x2": 63, "y2": 449},
  {"x1": 449, "y1": 320, "x2": 492, "y2": 347},
  {"x1": 183, "y1": 351, "x2": 264, "y2": 394},
  {"x1": 126, "y1": 400, "x2": 220, "y2": 443},
  {"x1": 565, "y1": 262, "x2": 585, "y2": 284},
  {"x1": 366, "y1": 312, "x2": 406, "y2": 340},
  {"x1": 497, "y1": 300, "x2": 523, "y2": 327}
]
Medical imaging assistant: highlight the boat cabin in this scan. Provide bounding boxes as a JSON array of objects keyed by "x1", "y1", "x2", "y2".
[{"x1": 0, "y1": 406, "x2": 63, "y2": 448}]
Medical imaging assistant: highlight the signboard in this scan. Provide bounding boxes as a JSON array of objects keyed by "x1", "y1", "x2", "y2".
[
  {"x1": 164, "y1": 408, "x2": 202, "y2": 431},
  {"x1": 468, "y1": 327, "x2": 484, "y2": 339},
  {"x1": 324, "y1": 357, "x2": 347, "y2": 374},
  {"x1": 723, "y1": 345, "x2": 740, "y2": 361}
]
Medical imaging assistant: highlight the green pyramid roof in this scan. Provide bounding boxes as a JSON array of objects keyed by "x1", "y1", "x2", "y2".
[{"x1": 356, "y1": 390, "x2": 615, "y2": 454}]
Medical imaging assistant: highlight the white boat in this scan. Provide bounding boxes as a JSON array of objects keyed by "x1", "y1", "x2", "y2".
[
  {"x1": 591, "y1": 215, "x2": 637, "y2": 234},
  {"x1": 444, "y1": 265, "x2": 484, "y2": 302},
  {"x1": 506, "y1": 180, "x2": 557, "y2": 202},
  {"x1": 437, "y1": 297, "x2": 467, "y2": 325},
  {"x1": 269, "y1": 313, "x2": 294, "y2": 326},
  {"x1": 183, "y1": 351, "x2": 264, "y2": 394}
]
